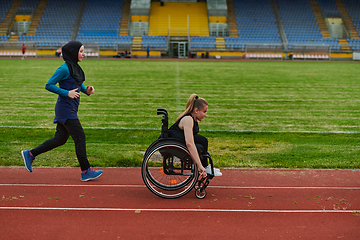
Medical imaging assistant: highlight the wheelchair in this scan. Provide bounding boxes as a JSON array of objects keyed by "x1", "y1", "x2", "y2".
[{"x1": 141, "y1": 108, "x2": 215, "y2": 199}]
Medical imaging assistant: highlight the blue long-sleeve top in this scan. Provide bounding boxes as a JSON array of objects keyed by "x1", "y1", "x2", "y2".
[{"x1": 45, "y1": 63, "x2": 88, "y2": 124}]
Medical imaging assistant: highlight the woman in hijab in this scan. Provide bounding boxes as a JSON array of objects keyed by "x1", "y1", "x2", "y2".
[{"x1": 21, "y1": 41, "x2": 103, "y2": 181}]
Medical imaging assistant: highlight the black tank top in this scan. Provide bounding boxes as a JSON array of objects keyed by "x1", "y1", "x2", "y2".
[{"x1": 168, "y1": 114, "x2": 199, "y2": 141}]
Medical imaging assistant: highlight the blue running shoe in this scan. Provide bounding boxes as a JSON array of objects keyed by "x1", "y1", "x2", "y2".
[
  {"x1": 81, "y1": 168, "x2": 103, "y2": 181},
  {"x1": 21, "y1": 150, "x2": 34, "y2": 172}
]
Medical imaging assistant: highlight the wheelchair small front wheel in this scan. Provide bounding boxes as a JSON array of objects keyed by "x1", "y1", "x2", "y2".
[{"x1": 195, "y1": 188, "x2": 207, "y2": 199}]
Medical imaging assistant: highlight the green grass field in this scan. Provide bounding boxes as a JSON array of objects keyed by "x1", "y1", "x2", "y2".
[{"x1": 1, "y1": 59, "x2": 360, "y2": 169}]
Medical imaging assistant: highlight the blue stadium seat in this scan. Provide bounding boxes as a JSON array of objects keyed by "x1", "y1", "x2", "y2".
[
  {"x1": 190, "y1": 36, "x2": 216, "y2": 49},
  {"x1": 231, "y1": 0, "x2": 281, "y2": 46},
  {"x1": 342, "y1": 0, "x2": 360, "y2": 50},
  {"x1": 0, "y1": 0, "x2": 12, "y2": 26},
  {"x1": 142, "y1": 36, "x2": 167, "y2": 48},
  {"x1": 76, "y1": 0, "x2": 125, "y2": 44},
  {"x1": 278, "y1": 0, "x2": 341, "y2": 49}
]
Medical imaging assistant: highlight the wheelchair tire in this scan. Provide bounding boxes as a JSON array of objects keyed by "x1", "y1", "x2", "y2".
[
  {"x1": 142, "y1": 139, "x2": 199, "y2": 199},
  {"x1": 144, "y1": 139, "x2": 195, "y2": 191},
  {"x1": 195, "y1": 188, "x2": 207, "y2": 199},
  {"x1": 146, "y1": 143, "x2": 195, "y2": 191}
]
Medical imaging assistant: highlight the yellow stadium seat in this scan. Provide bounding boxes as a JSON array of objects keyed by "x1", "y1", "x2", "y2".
[{"x1": 148, "y1": 2, "x2": 209, "y2": 37}]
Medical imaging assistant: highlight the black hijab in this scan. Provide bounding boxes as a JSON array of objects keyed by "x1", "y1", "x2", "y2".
[{"x1": 62, "y1": 41, "x2": 85, "y2": 84}]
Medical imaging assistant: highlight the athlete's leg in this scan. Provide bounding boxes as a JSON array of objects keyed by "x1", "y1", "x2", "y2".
[
  {"x1": 63, "y1": 119, "x2": 90, "y2": 171},
  {"x1": 31, "y1": 123, "x2": 70, "y2": 157}
]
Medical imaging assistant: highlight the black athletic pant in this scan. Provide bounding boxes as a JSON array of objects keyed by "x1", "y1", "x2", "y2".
[
  {"x1": 168, "y1": 130, "x2": 209, "y2": 167},
  {"x1": 30, "y1": 119, "x2": 90, "y2": 171},
  {"x1": 194, "y1": 134, "x2": 209, "y2": 167}
]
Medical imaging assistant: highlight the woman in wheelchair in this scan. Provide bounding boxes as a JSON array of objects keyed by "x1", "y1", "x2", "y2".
[{"x1": 168, "y1": 94, "x2": 222, "y2": 177}]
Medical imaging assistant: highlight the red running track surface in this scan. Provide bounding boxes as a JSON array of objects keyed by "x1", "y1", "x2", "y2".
[{"x1": 1, "y1": 167, "x2": 359, "y2": 239}]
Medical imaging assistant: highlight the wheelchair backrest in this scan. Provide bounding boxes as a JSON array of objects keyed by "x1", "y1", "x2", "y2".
[{"x1": 157, "y1": 108, "x2": 168, "y2": 138}]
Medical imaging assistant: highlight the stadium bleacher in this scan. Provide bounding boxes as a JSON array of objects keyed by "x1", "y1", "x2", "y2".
[
  {"x1": 148, "y1": 2, "x2": 209, "y2": 37},
  {"x1": 0, "y1": 0, "x2": 12, "y2": 40},
  {"x1": 190, "y1": 36, "x2": 216, "y2": 49},
  {"x1": 76, "y1": 0, "x2": 131, "y2": 48},
  {"x1": 17, "y1": 0, "x2": 39, "y2": 14},
  {"x1": 342, "y1": 0, "x2": 360, "y2": 51},
  {"x1": 142, "y1": 36, "x2": 167, "y2": 48},
  {"x1": 222, "y1": 0, "x2": 281, "y2": 53},
  {"x1": 224, "y1": 36, "x2": 244, "y2": 50},
  {"x1": 317, "y1": 0, "x2": 341, "y2": 18},
  {"x1": 277, "y1": 0, "x2": 341, "y2": 51},
  {"x1": 0, "y1": 35, "x2": 10, "y2": 42},
  {"x1": 234, "y1": 0, "x2": 281, "y2": 44},
  {"x1": 18, "y1": 0, "x2": 80, "y2": 47},
  {"x1": 343, "y1": 0, "x2": 360, "y2": 32},
  {"x1": 0, "y1": 0, "x2": 360, "y2": 57},
  {"x1": 0, "y1": 0, "x2": 12, "y2": 22},
  {"x1": 348, "y1": 38, "x2": 360, "y2": 51}
]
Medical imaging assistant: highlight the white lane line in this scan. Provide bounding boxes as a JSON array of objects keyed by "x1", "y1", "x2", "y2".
[
  {"x1": 0, "y1": 206, "x2": 359, "y2": 213},
  {"x1": 0, "y1": 183, "x2": 145, "y2": 188},
  {"x1": 1, "y1": 183, "x2": 359, "y2": 190},
  {"x1": 2, "y1": 125, "x2": 360, "y2": 134},
  {"x1": 209, "y1": 186, "x2": 360, "y2": 190}
]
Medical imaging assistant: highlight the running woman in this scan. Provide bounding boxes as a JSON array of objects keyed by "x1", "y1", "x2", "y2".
[{"x1": 21, "y1": 41, "x2": 103, "y2": 181}]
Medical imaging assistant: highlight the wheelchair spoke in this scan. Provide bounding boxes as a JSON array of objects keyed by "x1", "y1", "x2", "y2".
[{"x1": 142, "y1": 140, "x2": 199, "y2": 199}]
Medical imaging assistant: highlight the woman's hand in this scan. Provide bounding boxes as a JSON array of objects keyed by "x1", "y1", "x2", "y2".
[
  {"x1": 198, "y1": 166, "x2": 207, "y2": 178},
  {"x1": 68, "y1": 88, "x2": 80, "y2": 99},
  {"x1": 86, "y1": 86, "x2": 95, "y2": 95}
]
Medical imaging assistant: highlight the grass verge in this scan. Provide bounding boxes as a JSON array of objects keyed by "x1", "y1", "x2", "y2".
[{"x1": 1, "y1": 127, "x2": 359, "y2": 169}]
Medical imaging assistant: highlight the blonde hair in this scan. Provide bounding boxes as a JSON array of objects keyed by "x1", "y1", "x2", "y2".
[{"x1": 176, "y1": 94, "x2": 208, "y2": 122}]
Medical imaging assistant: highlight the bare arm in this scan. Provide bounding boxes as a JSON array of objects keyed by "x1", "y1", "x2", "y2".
[{"x1": 180, "y1": 116, "x2": 207, "y2": 178}]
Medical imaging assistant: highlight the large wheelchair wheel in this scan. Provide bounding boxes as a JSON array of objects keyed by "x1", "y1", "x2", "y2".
[{"x1": 142, "y1": 139, "x2": 199, "y2": 199}]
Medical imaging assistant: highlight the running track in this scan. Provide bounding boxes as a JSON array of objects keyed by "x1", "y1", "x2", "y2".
[{"x1": 1, "y1": 167, "x2": 359, "y2": 239}]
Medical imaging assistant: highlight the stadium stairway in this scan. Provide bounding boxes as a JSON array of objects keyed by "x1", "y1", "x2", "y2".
[
  {"x1": 27, "y1": 0, "x2": 48, "y2": 35},
  {"x1": 132, "y1": 36, "x2": 142, "y2": 50},
  {"x1": 8, "y1": 35, "x2": 18, "y2": 42},
  {"x1": 309, "y1": 0, "x2": 331, "y2": 38},
  {"x1": 71, "y1": 0, "x2": 86, "y2": 40},
  {"x1": 227, "y1": 0, "x2": 239, "y2": 37},
  {"x1": 335, "y1": 0, "x2": 359, "y2": 39},
  {"x1": 215, "y1": 37, "x2": 226, "y2": 51},
  {"x1": 148, "y1": 2, "x2": 209, "y2": 36},
  {"x1": 0, "y1": 0, "x2": 21, "y2": 35},
  {"x1": 119, "y1": 0, "x2": 130, "y2": 36},
  {"x1": 338, "y1": 38, "x2": 351, "y2": 52}
]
